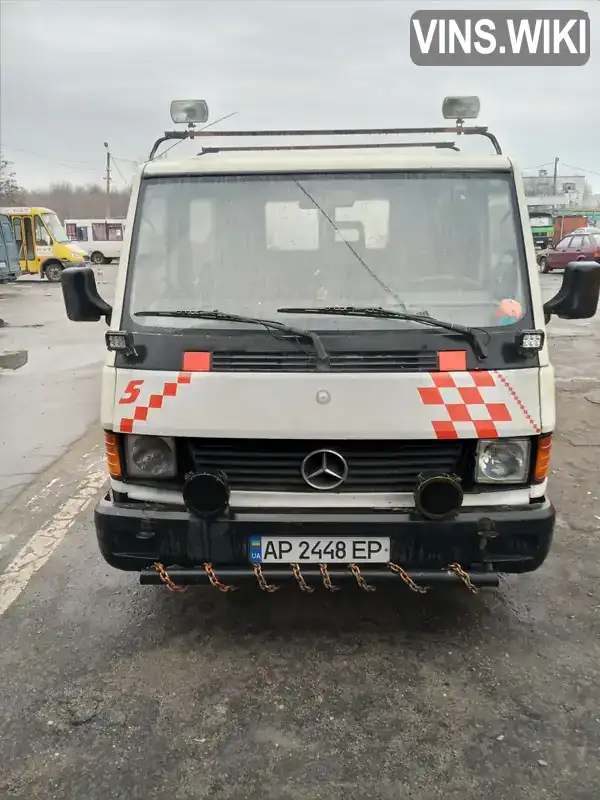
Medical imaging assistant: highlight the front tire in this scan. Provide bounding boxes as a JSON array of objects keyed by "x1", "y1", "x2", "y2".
[
  {"x1": 539, "y1": 257, "x2": 550, "y2": 274},
  {"x1": 91, "y1": 251, "x2": 106, "y2": 265},
  {"x1": 44, "y1": 262, "x2": 63, "y2": 283}
]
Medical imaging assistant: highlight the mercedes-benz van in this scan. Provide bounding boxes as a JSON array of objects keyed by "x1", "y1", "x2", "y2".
[{"x1": 60, "y1": 97, "x2": 600, "y2": 594}]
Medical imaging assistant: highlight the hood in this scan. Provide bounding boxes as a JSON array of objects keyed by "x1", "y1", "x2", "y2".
[{"x1": 111, "y1": 367, "x2": 543, "y2": 440}]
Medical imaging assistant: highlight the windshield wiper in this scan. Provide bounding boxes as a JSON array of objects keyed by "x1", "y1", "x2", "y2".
[
  {"x1": 277, "y1": 305, "x2": 489, "y2": 360},
  {"x1": 134, "y1": 309, "x2": 329, "y2": 361}
]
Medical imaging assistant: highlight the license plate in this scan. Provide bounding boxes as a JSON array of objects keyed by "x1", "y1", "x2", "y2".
[{"x1": 248, "y1": 536, "x2": 390, "y2": 564}]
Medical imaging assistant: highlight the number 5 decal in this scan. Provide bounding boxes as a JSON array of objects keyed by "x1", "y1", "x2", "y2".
[{"x1": 119, "y1": 379, "x2": 144, "y2": 404}]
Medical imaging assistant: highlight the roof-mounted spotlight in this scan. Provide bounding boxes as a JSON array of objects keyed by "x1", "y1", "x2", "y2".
[
  {"x1": 442, "y1": 96, "x2": 481, "y2": 125},
  {"x1": 170, "y1": 99, "x2": 209, "y2": 126}
]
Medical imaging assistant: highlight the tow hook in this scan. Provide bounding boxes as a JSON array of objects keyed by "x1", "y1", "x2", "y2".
[{"x1": 477, "y1": 517, "x2": 498, "y2": 565}]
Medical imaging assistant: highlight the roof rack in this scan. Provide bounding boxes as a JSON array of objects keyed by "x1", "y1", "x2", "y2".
[
  {"x1": 148, "y1": 96, "x2": 501, "y2": 160},
  {"x1": 196, "y1": 141, "x2": 461, "y2": 155},
  {"x1": 149, "y1": 126, "x2": 501, "y2": 160}
]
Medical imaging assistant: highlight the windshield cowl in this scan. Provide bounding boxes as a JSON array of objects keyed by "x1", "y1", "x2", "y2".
[{"x1": 120, "y1": 321, "x2": 536, "y2": 373}]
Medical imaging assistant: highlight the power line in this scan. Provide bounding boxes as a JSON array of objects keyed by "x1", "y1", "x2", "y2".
[
  {"x1": 111, "y1": 158, "x2": 131, "y2": 188},
  {"x1": 522, "y1": 161, "x2": 554, "y2": 172},
  {"x1": 111, "y1": 155, "x2": 140, "y2": 165},
  {"x1": 2, "y1": 143, "x2": 99, "y2": 171},
  {"x1": 560, "y1": 162, "x2": 600, "y2": 179}
]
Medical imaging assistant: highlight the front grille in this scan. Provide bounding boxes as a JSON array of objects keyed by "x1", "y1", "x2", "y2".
[
  {"x1": 186, "y1": 438, "x2": 468, "y2": 493},
  {"x1": 210, "y1": 350, "x2": 438, "y2": 373}
]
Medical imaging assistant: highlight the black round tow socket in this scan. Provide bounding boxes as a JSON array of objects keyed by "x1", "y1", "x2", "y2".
[
  {"x1": 182, "y1": 470, "x2": 230, "y2": 519},
  {"x1": 414, "y1": 473, "x2": 463, "y2": 521}
]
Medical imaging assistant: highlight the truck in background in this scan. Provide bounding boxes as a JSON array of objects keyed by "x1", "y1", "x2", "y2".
[
  {"x1": 528, "y1": 211, "x2": 554, "y2": 249},
  {"x1": 552, "y1": 214, "x2": 588, "y2": 244}
]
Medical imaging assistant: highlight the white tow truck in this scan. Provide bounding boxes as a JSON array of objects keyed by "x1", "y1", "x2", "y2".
[{"x1": 59, "y1": 97, "x2": 600, "y2": 594}]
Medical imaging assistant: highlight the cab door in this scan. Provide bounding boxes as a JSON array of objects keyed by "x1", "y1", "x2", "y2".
[
  {"x1": 33, "y1": 214, "x2": 55, "y2": 272},
  {"x1": 0, "y1": 215, "x2": 21, "y2": 278},
  {"x1": 0, "y1": 222, "x2": 10, "y2": 282},
  {"x1": 12, "y1": 216, "x2": 39, "y2": 274}
]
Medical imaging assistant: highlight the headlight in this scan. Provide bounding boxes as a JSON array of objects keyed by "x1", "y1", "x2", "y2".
[
  {"x1": 476, "y1": 439, "x2": 530, "y2": 484},
  {"x1": 125, "y1": 435, "x2": 176, "y2": 478}
]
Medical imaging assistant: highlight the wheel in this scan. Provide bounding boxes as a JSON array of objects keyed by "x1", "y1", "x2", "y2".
[
  {"x1": 539, "y1": 257, "x2": 549, "y2": 274},
  {"x1": 91, "y1": 251, "x2": 106, "y2": 265},
  {"x1": 44, "y1": 262, "x2": 63, "y2": 283}
]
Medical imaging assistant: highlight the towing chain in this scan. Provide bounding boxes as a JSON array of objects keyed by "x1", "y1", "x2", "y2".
[
  {"x1": 291, "y1": 563, "x2": 314, "y2": 592},
  {"x1": 252, "y1": 563, "x2": 279, "y2": 592},
  {"x1": 445, "y1": 562, "x2": 478, "y2": 593},
  {"x1": 348, "y1": 563, "x2": 376, "y2": 592},
  {"x1": 203, "y1": 563, "x2": 237, "y2": 592},
  {"x1": 152, "y1": 562, "x2": 187, "y2": 592},
  {"x1": 387, "y1": 562, "x2": 428, "y2": 594},
  {"x1": 318, "y1": 563, "x2": 340, "y2": 592}
]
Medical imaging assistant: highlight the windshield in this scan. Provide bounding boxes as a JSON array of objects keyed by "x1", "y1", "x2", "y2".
[
  {"x1": 530, "y1": 215, "x2": 553, "y2": 227},
  {"x1": 42, "y1": 213, "x2": 69, "y2": 243},
  {"x1": 127, "y1": 171, "x2": 529, "y2": 331}
]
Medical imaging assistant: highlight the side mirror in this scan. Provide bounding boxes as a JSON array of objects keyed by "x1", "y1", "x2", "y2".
[
  {"x1": 61, "y1": 266, "x2": 112, "y2": 324},
  {"x1": 543, "y1": 261, "x2": 600, "y2": 324}
]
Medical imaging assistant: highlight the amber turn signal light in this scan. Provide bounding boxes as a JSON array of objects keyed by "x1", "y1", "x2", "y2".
[
  {"x1": 104, "y1": 431, "x2": 123, "y2": 479},
  {"x1": 533, "y1": 434, "x2": 552, "y2": 483}
]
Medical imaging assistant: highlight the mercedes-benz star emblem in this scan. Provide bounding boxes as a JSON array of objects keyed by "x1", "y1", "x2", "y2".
[{"x1": 301, "y1": 449, "x2": 348, "y2": 491}]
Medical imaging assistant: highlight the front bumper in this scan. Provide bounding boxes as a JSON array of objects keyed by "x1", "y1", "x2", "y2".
[{"x1": 95, "y1": 494, "x2": 555, "y2": 585}]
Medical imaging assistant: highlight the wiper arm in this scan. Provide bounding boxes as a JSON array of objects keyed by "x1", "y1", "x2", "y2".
[
  {"x1": 134, "y1": 309, "x2": 329, "y2": 361},
  {"x1": 293, "y1": 181, "x2": 407, "y2": 311},
  {"x1": 277, "y1": 305, "x2": 489, "y2": 360}
]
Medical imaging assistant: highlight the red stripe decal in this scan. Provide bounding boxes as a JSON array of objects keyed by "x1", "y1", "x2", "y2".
[{"x1": 492, "y1": 371, "x2": 541, "y2": 434}]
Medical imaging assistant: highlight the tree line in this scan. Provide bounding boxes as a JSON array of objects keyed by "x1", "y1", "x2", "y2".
[{"x1": 0, "y1": 150, "x2": 130, "y2": 220}]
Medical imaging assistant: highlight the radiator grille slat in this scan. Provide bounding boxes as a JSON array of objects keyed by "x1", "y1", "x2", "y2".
[{"x1": 186, "y1": 439, "x2": 468, "y2": 493}]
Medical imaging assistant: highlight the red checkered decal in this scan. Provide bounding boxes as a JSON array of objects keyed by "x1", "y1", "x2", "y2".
[
  {"x1": 418, "y1": 370, "x2": 533, "y2": 440},
  {"x1": 118, "y1": 372, "x2": 192, "y2": 433}
]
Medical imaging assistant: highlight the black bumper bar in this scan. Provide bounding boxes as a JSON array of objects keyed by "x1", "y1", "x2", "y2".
[{"x1": 95, "y1": 493, "x2": 555, "y2": 579}]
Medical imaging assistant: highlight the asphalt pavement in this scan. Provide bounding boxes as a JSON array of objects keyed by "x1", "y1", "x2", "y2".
[
  {"x1": 0, "y1": 265, "x2": 115, "y2": 522},
  {"x1": 0, "y1": 269, "x2": 599, "y2": 799}
]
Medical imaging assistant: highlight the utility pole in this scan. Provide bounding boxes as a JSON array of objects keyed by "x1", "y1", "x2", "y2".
[
  {"x1": 104, "y1": 141, "x2": 111, "y2": 218},
  {"x1": 552, "y1": 156, "x2": 559, "y2": 196}
]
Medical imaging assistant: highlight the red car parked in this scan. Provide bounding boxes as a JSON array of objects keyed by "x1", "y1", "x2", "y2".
[{"x1": 539, "y1": 229, "x2": 600, "y2": 273}]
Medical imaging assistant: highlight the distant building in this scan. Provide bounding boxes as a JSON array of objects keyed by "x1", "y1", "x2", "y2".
[
  {"x1": 522, "y1": 168, "x2": 592, "y2": 209},
  {"x1": 588, "y1": 194, "x2": 600, "y2": 209}
]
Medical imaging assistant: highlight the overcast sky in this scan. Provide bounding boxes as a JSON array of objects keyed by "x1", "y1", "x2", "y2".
[{"x1": 1, "y1": 0, "x2": 598, "y2": 191}]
